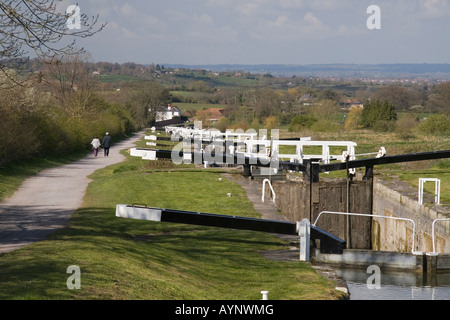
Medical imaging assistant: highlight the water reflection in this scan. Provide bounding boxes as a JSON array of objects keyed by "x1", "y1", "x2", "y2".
[{"x1": 334, "y1": 267, "x2": 450, "y2": 300}]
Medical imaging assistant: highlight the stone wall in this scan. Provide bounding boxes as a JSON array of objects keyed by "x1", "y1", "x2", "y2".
[
  {"x1": 373, "y1": 178, "x2": 450, "y2": 253},
  {"x1": 271, "y1": 175, "x2": 450, "y2": 253}
]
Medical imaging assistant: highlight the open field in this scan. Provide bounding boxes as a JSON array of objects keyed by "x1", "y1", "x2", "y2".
[
  {"x1": 175, "y1": 102, "x2": 228, "y2": 112},
  {"x1": 379, "y1": 166, "x2": 450, "y2": 205}
]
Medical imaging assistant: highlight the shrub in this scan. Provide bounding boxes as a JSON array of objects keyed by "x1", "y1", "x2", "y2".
[
  {"x1": 372, "y1": 120, "x2": 396, "y2": 132},
  {"x1": 344, "y1": 107, "x2": 363, "y2": 131},
  {"x1": 0, "y1": 81, "x2": 136, "y2": 166},
  {"x1": 214, "y1": 117, "x2": 230, "y2": 132},
  {"x1": 310, "y1": 119, "x2": 341, "y2": 133},
  {"x1": 265, "y1": 116, "x2": 278, "y2": 129},
  {"x1": 288, "y1": 114, "x2": 318, "y2": 132},
  {"x1": 396, "y1": 113, "x2": 419, "y2": 140},
  {"x1": 360, "y1": 100, "x2": 397, "y2": 129},
  {"x1": 418, "y1": 114, "x2": 450, "y2": 136}
]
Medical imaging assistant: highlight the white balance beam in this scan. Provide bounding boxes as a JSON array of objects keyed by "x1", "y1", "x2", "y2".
[{"x1": 116, "y1": 204, "x2": 162, "y2": 222}]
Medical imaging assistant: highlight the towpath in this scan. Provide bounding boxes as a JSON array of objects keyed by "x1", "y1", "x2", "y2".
[
  {"x1": 0, "y1": 132, "x2": 143, "y2": 254},
  {"x1": 224, "y1": 174, "x2": 288, "y2": 222}
]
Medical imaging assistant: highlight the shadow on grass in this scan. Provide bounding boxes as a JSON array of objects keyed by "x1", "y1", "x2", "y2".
[
  {"x1": 55, "y1": 207, "x2": 286, "y2": 246},
  {"x1": 53, "y1": 206, "x2": 289, "y2": 268},
  {"x1": 0, "y1": 206, "x2": 299, "y2": 299},
  {"x1": 0, "y1": 257, "x2": 76, "y2": 299}
]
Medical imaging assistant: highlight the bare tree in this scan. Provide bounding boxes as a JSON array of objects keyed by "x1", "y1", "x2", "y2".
[
  {"x1": 131, "y1": 82, "x2": 172, "y2": 127},
  {"x1": 41, "y1": 53, "x2": 98, "y2": 118},
  {"x1": 0, "y1": 0, "x2": 105, "y2": 86}
]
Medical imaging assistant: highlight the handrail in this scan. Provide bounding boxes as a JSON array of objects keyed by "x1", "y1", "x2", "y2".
[
  {"x1": 313, "y1": 211, "x2": 417, "y2": 253},
  {"x1": 431, "y1": 218, "x2": 450, "y2": 253},
  {"x1": 262, "y1": 179, "x2": 276, "y2": 203},
  {"x1": 241, "y1": 139, "x2": 357, "y2": 164},
  {"x1": 418, "y1": 178, "x2": 440, "y2": 205}
]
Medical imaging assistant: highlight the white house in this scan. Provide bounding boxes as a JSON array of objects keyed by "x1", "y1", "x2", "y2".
[{"x1": 156, "y1": 104, "x2": 182, "y2": 122}]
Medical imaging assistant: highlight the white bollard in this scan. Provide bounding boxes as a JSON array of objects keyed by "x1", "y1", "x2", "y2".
[{"x1": 261, "y1": 291, "x2": 269, "y2": 300}]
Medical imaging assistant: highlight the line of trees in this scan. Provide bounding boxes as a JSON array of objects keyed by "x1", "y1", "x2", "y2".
[
  {"x1": 196, "y1": 82, "x2": 450, "y2": 138},
  {"x1": 0, "y1": 55, "x2": 136, "y2": 167},
  {"x1": 0, "y1": 51, "x2": 184, "y2": 167}
]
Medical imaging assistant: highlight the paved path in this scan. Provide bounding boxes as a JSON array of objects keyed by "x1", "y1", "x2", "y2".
[
  {"x1": 224, "y1": 174, "x2": 288, "y2": 222},
  {"x1": 0, "y1": 132, "x2": 144, "y2": 254}
]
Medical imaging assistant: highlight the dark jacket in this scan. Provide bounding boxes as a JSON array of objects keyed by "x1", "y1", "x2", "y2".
[{"x1": 102, "y1": 135, "x2": 112, "y2": 148}]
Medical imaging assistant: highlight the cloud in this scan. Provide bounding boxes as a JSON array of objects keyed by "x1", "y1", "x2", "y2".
[
  {"x1": 82, "y1": 2, "x2": 167, "y2": 46},
  {"x1": 269, "y1": 15, "x2": 289, "y2": 28},
  {"x1": 236, "y1": 3, "x2": 260, "y2": 16},
  {"x1": 421, "y1": 0, "x2": 450, "y2": 16},
  {"x1": 307, "y1": 0, "x2": 352, "y2": 11},
  {"x1": 279, "y1": 0, "x2": 303, "y2": 9},
  {"x1": 113, "y1": 3, "x2": 160, "y2": 26},
  {"x1": 303, "y1": 12, "x2": 323, "y2": 26},
  {"x1": 102, "y1": 21, "x2": 138, "y2": 40},
  {"x1": 117, "y1": 3, "x2": 135, "y2": 16},
  {"x1": 162, "y1": 9, "x2": 237, "y2": 45},
  {"x1": 205, "y1": 0, "x2": 235, "y2": 8},
  {"x1": 197, "y1": 14, "x2": 214, "y2": 25}
]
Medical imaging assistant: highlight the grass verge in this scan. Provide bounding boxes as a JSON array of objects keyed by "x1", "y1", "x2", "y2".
[{"x1": 378, "y1": 160, "x2": 450, "y2": 206}]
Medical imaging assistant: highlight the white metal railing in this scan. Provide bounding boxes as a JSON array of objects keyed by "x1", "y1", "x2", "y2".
[
  {"x1": 144, "y1": 131, "x2": 387, "y2": 173},
  {"x1": 238, "y1": 139, "x2": 357, "y2": 164},
  {"x1": 273, "y1": 140, "x2": 357, "y2": 165},
  {"x1": 262, "y1": 179, "x2": 276, "y2": 203},
  {"x1": 313, "y1": 211, "x2": 417, "y2": 253},
  {"x1": 165, "y1": 126, "x2": 259, "y2": 142},
  {"x1": 352, "y1": 147, "x2": 386, "y2": 159},
  {"x1": 418, "y1": 178, "x2": 440, "y2": 205},
  {"x1": 431, "y1": 218, "x2": 450, "y2": 253}
]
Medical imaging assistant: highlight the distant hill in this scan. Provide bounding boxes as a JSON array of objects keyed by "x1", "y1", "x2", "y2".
[{"x1": 166, "y1": 63, "x2": 450, "y2": 79}]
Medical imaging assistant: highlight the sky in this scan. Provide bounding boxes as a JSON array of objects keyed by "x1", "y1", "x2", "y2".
[{"x1": 59, "y1": 0, "x2": 450, "y2": 65}]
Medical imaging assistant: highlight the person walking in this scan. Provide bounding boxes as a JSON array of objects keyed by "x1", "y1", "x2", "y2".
[
  {"x1": 90, "y1": 137, "x2": 101, "y2": 157},
  {"x1": 102, "y1": 132, "x2": 112, "y2": 156}
]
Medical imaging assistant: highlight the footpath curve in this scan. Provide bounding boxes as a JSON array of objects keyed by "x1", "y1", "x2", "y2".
[{"x1": 0, "y1": 131, "x2": 143, "y2": 254}]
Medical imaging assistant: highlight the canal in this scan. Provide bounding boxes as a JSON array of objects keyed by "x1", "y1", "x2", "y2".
[{"x1": 334, "y1": 267, "x2": 450, "y2": 300}]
